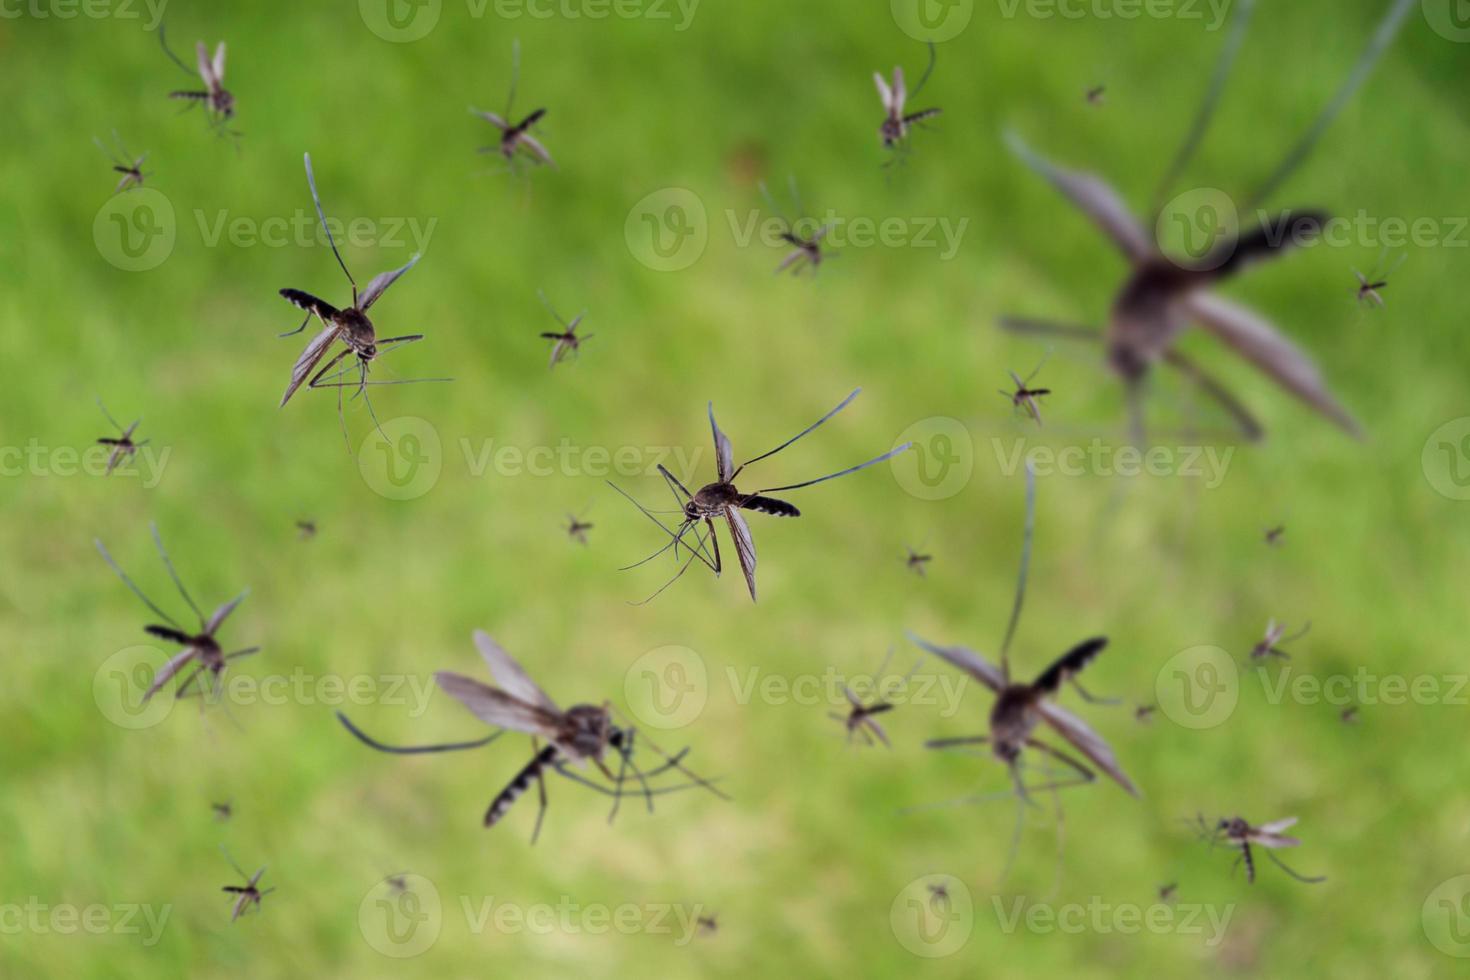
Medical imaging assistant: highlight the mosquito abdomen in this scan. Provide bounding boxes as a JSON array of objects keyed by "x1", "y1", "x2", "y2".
[
  {"x1": 485, "y1": 744, "x2": 558, "y2": 827},
  {"x1": 741, "y1": 495, "x2": 800, "y2": 517}
]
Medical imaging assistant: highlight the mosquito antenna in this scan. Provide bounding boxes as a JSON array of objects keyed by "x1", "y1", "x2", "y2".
[
  {"x1": 1150, "y1": 0, "x2": 1256, "y2": 214},
  {"x1": 144, "y1": 525, "x2": 205, "y2": 627},
  {"x1": 157, "y1": 25, "x2": 195, "y2": 78},
  {"x1": 998, "y1": 463, "x2": 1036, "y2": 682},
  {"x1": 1245, "y1": 0, "x2": 1415, "y2": 209},
  {"x1": 628, "y1": 529, "x2": 716, "y2": 606},
  {"x1": 92, "y1": 135, "x2": 120, "y2": 168},
  {"x1": 1262, "y1": 847, "x2": 1327, "y2": 884},
  {"x1": 617, "y1": 522, "x2": 696, "y2": 571},
  {"x1": 758, "y1": 180, "x2": 791, "y2": 230},
  {"x1": 738, "y1": 388, "x2": 861, "y2": 472},
  {"x1": 505, "y1": 39, "x2": 521, "y2": 121},
  {"x1": 755, "y1": 443, "x2": 912, "y2": 494},
  {"x1": 608, "y1": 482, "x2": 717, "y2": 568},
  {"x1": 219, "y1": 845, "x2": 249, "y2": 881},
  {"x1": 536, "y1": 289, "x2": 573, "y2": 331},
  {"x1": 95, "y1": 398, "x2": 127, "y2": 434},
  {"x1": 1023, "y1": 349, "x2": 1052, "y2": 386},
  {"x1": 302, "y1": 153, "x2": 357, "y2": 303},
  {"x1": 909, "y1": 41, "x2": 938, "y2": 100}
]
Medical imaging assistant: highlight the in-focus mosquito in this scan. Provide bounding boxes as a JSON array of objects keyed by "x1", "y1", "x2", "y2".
[
  {"x1": 1354, "y1": 249, "x2": 1405, "y2": 308},
  {"x1": 565, "y1": 508, "x2": 594, "y2": 545},
  {"x1": 830, "y1": 648, "x2": 920, "y2": 748},
  {"x1": 1191, "y1": 814, "x2": 1326, "y2": 884},
  {"x1": 278, "y1": 153, "x2": 449, "y2": 448},
  {"x1": 211, "y1": 800, "x2": 233, "y2": 821},
  {"x1": 1086, "y1": 85, "x2": 1106, "y2": 106},
  {"x1": 1251, "y1": 619, "x2": 1309, "y2": 660},
  {"x1": 904, "y1": 543, "x2": 933, "y2": 578},
  {"x1": 296, "y1": 519, "x2": 318, "y2": 541},
  {"x1": 95, "y1": 399, "x2": 149, "y2": 475},
  {"x1": 761, "y1": 178, "x2": 836, "y2": 277},
  {"x1": 220, "y1": 847, "x2": 274, "y2": 921},
  {"x1": 94, "y1": 131, "x2": 149, "y2": 193},
  {"x1": 1001, "y1": 354, "x2": 1052, "y2": 425},
  {"x1": 999, "y1": 0, "x2": 1416, "y2": 442},
  {"x1": 96, "y1": 524, "x2": 259, "y2": 703},
  {"x1": 610, "y1": 389, "x2": 912, "y2": 603},
  {"x1": 338, "y1": 631, "x2": 725, "y2": 842},
  {"x1": 1264, "y1": 524, "x2": 1286, "y2": 546},
  {"x1": 472, "y1": 41, "x2": 554, "y2": 172},
  {"x1": 874, "y1": 41, "x2": 941, "y2": 156},
  {"x1": 158, "y1": 26, "x2": 237, "y2": 138},
  {"x1": 538, "y1": 292, "x2": 591, "y2": 368}
]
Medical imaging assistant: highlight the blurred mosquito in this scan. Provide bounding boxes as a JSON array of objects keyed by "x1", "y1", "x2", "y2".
[
  {"x1": 1086, "y1": 85, "x2": 1106, "y2": 106},
  {"x1": 93, "y1": 131, "x2": 149, "y2": 193},
  {"x1": 278, "y1": 153, "x2": 449, "y2": 448},
  {"x1": 927, "y1": 881, "x2": 950, "y2": 904},
  {"x1": 95, "y1": 399, "x2": 148, "y2": 475},
  {"x1": 338, "y1": 631, "x2": 724, "y2": 843},
  {"x1": 472, "y1": 41, "x2": 554, "y2": 172},
  {"x1": 157, "y1": 26, "x2": 237, "y2": 138},
  {"x1": 696, "y1": 914, "x2": 719, "y2": 936},
  {"x1": 1354, "y1": 249, "x2": 1405, "y2": 308},
  {"x1": 220, "y1": 847, "x2": 274, "y2": 921},
  {"x1": 296, "y1": 519, "x2": 317, "y2": 540},
  {"x1": 1264, "y1": 524, "x2": 1286, "y2": 546},
  {"x1": 610, "y1": 389, "x2": 912, "y2": 604},
  {"x1": 565, "y1": 508, "x2": 594, "y2": 545},
  {"x1": 538, "y1": 292, "x2": 591, "y2": 368},
  {"x1": 908, "y1": 465, "x2": 1137, "y2": 881},
  {"x1": 999, "y1": 0, "x2": 1416, "y2": 442},
  {"x1": 1340, "y1": 706, "x2": 1360, "y2": 724},
  {"x1": 211, "y1": 800, "x2": 233, "y2": 821},
  {"x1": 96, "y1": 524, "x2": 258, "y2": 703},
  {"x1": 1251, "y1": 619, "x2": 1309, "y2": 660},
  {"x1": 1191, "y1": 814, "x2": 1325, "y2": 884},
  {"x1": 904, "y1": 543, "x2": 933, "y2": 578},
  {"x1": 874, "y1": 41, "x2": 941, "y2": 157},
  {"x1": 1001, "y1": 354, "x2": 1052, "y2": 425},
  {"x1": 761, "y1": 177, "x2": 836, "y2": 276},
  {"x1": 1134, "y1": 703, "x2": 1157, "y2": 723},
  {"x1": 830, "y1": 648, "x2": 920, "y2": 749},
  {"x1": 1158, "y1": 882, "x2": 1178, "y2": 902}
]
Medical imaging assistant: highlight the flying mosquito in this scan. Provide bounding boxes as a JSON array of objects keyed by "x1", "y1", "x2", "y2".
[
  {"x1": 157, "y1": 26, "x2": 236, "y2": 135},
  {"x1": 538, "y1": 292, "x2": 591, "y2": 368},
  {"x1": 1134, "y1": 703, "x2": 1157, "y2": 723},
  {"x1": 1250, "y1": 619, "x2": 1309, "y2": 660},
  {"x1": 278, "y1": 153, "x2": 449, "y2": 447},
  {"x1": 1086, "y1": 85, "x2": 1106, "y2": 106},
  {"x1": 830, "y1": 648, "x2": 919, "y2": 748},
  {"x1": 296, "y1": 519, "x2": 318, "y2": 541},
  {"x1": 471, "y1": 41, "x2": 554, "y2": 171},
  {"x1": 1191, "y1": 814, "x2": 1326, "y2": 884},
  {"x1": 96, "y1": 524, "x2": 259, "y2": 703},
  {"x1": 904, "y1": 543, "x2": 933, "y2": 578},
  {"x1": 220, "y1": 847, "x2": 274, "y2": 921},
  {"x1": 999, "y1": 0, "x2": 1416, "y2": 442},
  {"x1": 761, "y1": 178, "x2": 836, "y2": 277},
  {"x1": 908, "y1": 466, "x2": 1137, "y2": 878},
  {"x1": 1354, "y1": 249, "x2": 1406, "y2": 308},
  {"x1": 211, "y1": 800, "x2": 233, "y2": 822},
  {"x1": 1340, "y1": 706, "x2": 1360, "y2": 724},
  {"x1": 610, "y1": 389, "x2": 912, "y2": 603},
  {"x1": 1158, "y1": 882, "x2": 1178, "y2": 902},
  {"x1": 1264, "y1": 524, "x2": 1286, "y2": 546},
  {"x1": 696, "y1": 914, "x2": 719, "y2": 936},
  {"x1": 1001, "y1": 354, "x2": 1052, "y2": 425},
  {"x1": 95, "y1": 399, "x2": 148, "y2": 475},
  {"x1": 93, "y1": 131, "x2": 149, "y2": 193},
  {"x1": 874, "y1": 41, "x2": 941, "y2": 155},
  {"x1": 564, "y1": 509, "x2": 594, "y2": 545},
  {"x1": 338, "y1": 631, "x2": 725, "y2": 842}
]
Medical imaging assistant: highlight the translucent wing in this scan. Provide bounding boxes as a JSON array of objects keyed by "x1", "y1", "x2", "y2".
[
  {"x1": 725, "y1": 508, "x2": 758, "y2": 602},
  {"x1": 1005, "y1": 132, "x2": 1154, "y2": 263},
  {"x1": 865, "y1": 717, "x2": 891, "y2": 748},
  {"x1": 434, "y1": 671, "x2": 561, "y2": 736},
  {"x1": 708, "y1": 402, "x2": 735, "y2": 482},
  {"x1": 195, "y1": 41, "x2": 216, "y2": 88},
  {"x1": 893, "y1": 65, "x2": 907, "y2": 114},
  {"x1": 206, "y1": 590, "x2": 249, "y2": 635},
  {"x1": 907, "y1": 635, "x2": 1004, "y2": 693},
  {"x1": 1259, "y1": 816, "x2": 1298, "y2": 834},
  {"x1": 472, "y1": 108, "x2": 510, "y2": 130},
  {"x1": 873, "y1": 71, "x2": 893, "y2": 112},
  {"x1": 144, "y1": 648, "x2": 199, "y2": 701},
  {"x1": 280, "y1": 324, "x2": 342, "y2": 407},
  {"x1": 518, "y1": 133, "x2": 556, "y2": 169},
  {"x1": 212, "y1": 42, "x2": 226, "y2": 84},
  {"x1": 472, "y1": 631, "x2": 559, "y2": 713},
  {"x1": 358, "y1": 253, "x2": 421, "y2": 311},
  {"x1": 1037, "y1": 700, "x2": 1139, "y2": 796}
]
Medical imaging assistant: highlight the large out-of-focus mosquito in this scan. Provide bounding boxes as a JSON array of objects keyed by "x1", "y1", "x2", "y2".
[
  {"x1": 610, "y1": 389, "x2": 912, "y2": 604},
  {"x1": 96, "y1": 524, "x2": 258, "y2": 703},
  {"x1": 1001, "y1": 354, "x2": 1052, "y2": 425},
  {"x1": 1250, "y1": 619, "x2": 1309, "y2": 660},
  {"x1": 95, "y1": 399, "x2": 149, "y2": 475},
  {"x1": 278, "y1": 153, "x2": 449, "y2": 447},
  {"x1": 874, "y1": 41, "x2": 941, "y2": 157},
  {"x1": 829, "y1": 648, "x2": 919, "y2": 748},
  {"x1": 472, "y1": 41, "x2": 554, "y2": 172},
  {"x1": 999, "y1": 0, "x2": 1416, "y2": 442},
  {"x1": 538, "y1": 292, "x2": 591, "y2": 368},
  {"x1": 761, "y1": 178, "x2": 836, "y2": 277},
  {"x1": 157, "y1": 26, "x2": 237, "y2": 137},
  {"x1": 338, "y1": 632, "x2": 724, "y2": 843},
  {"x1": 1191, "y1": 814, "x2": 1326, "y2": 884},
  {"x1": 220, "y1": 847, "x2": 274, "y2": 921},
  {"x1": 1354, "y1": 249, "x2": 1405, "y2": 308},
  {"x1": 94, "y1": 132, "x2": 149, "y2": 193}
]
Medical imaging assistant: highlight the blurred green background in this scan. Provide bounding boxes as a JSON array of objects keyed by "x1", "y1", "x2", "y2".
[{"x1": 3, "y1": 0, "x2": 1470, "y2": 976}]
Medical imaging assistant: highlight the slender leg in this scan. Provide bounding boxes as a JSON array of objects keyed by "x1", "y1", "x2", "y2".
[
  {"x1": 529, "y1": 738, "x2": 549, "y2": 846},
  {"x1": 335, "y1": 711, "x2": 502, "y2": 754}
]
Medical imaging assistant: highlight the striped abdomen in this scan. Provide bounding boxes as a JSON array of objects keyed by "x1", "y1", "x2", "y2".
[
  {"x1": 741, "y1": 495, "x2": 800, "y2": 517},
  {"x1": 484, "y1": 744, "x2": 558, "y2": 827}
]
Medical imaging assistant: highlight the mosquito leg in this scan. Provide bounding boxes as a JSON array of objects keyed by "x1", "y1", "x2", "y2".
[
  {"x1": 606, "y1": 734, "x2": 631, "y2": 824},
  {"x1": 335, "y1": 711, "x2": 503, "y2": 754},
  {"x1": 279, "y1": 314, "x2": 311, "y2": 338},
  {"x1": 1261, "y1": 848, "x2": 1325, "y2": 884},
  {"x1": 149, "y1": 523, "x2": 205, "y2": 626},
  {"x1": 1068, "y1": 679, "x2": 1122, "y2": 706},
  {"x1": 174, "y1": 664, "x2": 206, "y2": 700},
  {"x1": 529, "y1": 738, "x2": 549, "y2": 845},
  {"x1": 224, "y1": 647, "x2": 261, "y2": 661},
  {"x1": 997, "y1": 318, "x2": 1102, "y2": 344}
]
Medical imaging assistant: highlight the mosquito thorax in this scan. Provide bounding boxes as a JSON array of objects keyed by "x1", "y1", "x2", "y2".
[{"x1": 562, "y1": 704, "x2": 612, "y2": 758}]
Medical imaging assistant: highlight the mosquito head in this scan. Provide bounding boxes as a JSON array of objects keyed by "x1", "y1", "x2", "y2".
[
  {"x1": 564, "y1": 704, "x2": 614, "y2": 761},
  {"x1": 215, "y1": 91, "x2": 235, "y2": 118}
]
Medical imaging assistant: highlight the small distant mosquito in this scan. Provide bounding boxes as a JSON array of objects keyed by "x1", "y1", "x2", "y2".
[
  {"x1": 904, "y1": 543, "x2": 933, "y2": 578},
  {"x1": 874, "y1": 42, "x2": 941, "y2": 155},
  {"x1": 696, "y1": 914, "x2": 719, "y2": 936},
  {"x1": 830, "y1": 648, "x2": 920, "y2": 748},
  {"x1": 157, "y1": 26, "x2": 236, "y2": 136},
  {"x1": 1158, "y1": 882, "x2": 1177, "y2": 902},
  {"x1": 565, "y1": 509, "x2": 594, "y2": 545},
  {"x1": 1001, "y1": 355, "x2": 1052, "y2": 425},
  {"x1": 385, "y1": 873, "x2": 411, "y2": 896},
  {"x1": 538, "y1": 292, "x2": 591, "y2": 368},
  {"x1": 211, "y1": 801, "x2": 233, "y2": 821},
  {"x1": 1251, "y1": 619, "x2": 1309, "y2": 660},
  {"x1": 296, "y1": 519, "x2": 318, "y2": 541},
  {"x1": 1192, "y1": 814, "x2": 1326, "y2": 884},
  {"x1": 1086, "y1": 85, "x2": 1106, "y2": 106},
  {"x1": 339, "y1": 631, "x2": 725, "y2": 842},
  {"x1": 220, "y1": 847, "x2": 274, "y2": 922},
  {"x1": 1264, "y1": 525, "x2": 1286, "y2": 546},
  {"x1": 761, "y1": 178, "x2": 836, "y2": 277},
  {"x1": 96, "y1": 524, "x2": 259, "y2": 703},
  {"x1": 94, "y1": 131, "x2": 149, "y2": 193},
  {"x1": 611, "y1": 389, "x2": 912, "y2": 603},
  {"x1": 278, "y1": 153, "x2": 449, "y2": 447},
  {"x1": 1134, "y1": 703, "x2": 1157, "y2": 723},
  {"x1": 95, "y1": 399, "x2": 148, "y2": 475},
  {"x1": 927, "y1": 881, "x2": 950, "y2": 904},
  {"x1": 472, "y1": 41, "x2": 554, "y2": 171},
  {"x1": 1354, "y1": 249, "x2": 1406, "y2": 308}
]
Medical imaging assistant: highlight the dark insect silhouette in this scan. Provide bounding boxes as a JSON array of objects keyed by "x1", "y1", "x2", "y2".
[
  {"x1": 904, "y1": 543, "x2": 933, "y2": 578},
  {"x1": 1250, "y1": 619, "x2": 1309, "y2": 660},
  {"x1": 1158, "y1": 882, "x2": 1178, "y2": 902},
  {"x1": 761, "y1": 178, "x2": 836, "y2": 276},
  {"x1": 1134, "y1": 704, "x2": 1157, "y2": 724},
  {"x1": 157, "y1": 26, "x2": 237, "y2": 138},
  {"x1": 1000, "y1": 354, "x2": 1052, "y2": 425},
  {"x1": 296, "y1": 519, "x2": 318, "y2": 541},
  {"x1": 220, "y1": 847, "x2": 273, "y2": 921},
  {"x1": 1354, "y1": 249, "x2": 1405, "y2": 308},
  {"x1": 610, "y1": 389, "x2": 912, "y2": 603},
  {"x1": 829, "y1": 648, "x2": 919, "y2": 748},
  {"x1": 696, "y1": 914, "x2": 719, "y2": 936},
  {"x1": 211, "y1": 800, "x2": 233, "y2": 822},
  {"x1": 1340, "y1": 706, "x2": 1360, "y2": 724},
  {"x1": 95, "y1": 399, "x2": 148, "y2": 475},
  {"x1": 565, "y1": 508, "x2": 594, "y2": 545},
  {"x1": 472, "y1": 41, "x2": 554, "y2": 171},
  {"x1": 1086, "y1": 85, "x2": 1106, "y2": 106},
  {"x1": 96, "y1": 524, "x2": 258, "y2": 703},
  {"x1": 1192, "y1": 814, "x2": 1326, "y2": 884},
  {"x1": 1264, "y1": 524, "x2": 1286, "y2": 546},
  {"x1": 94, "y1": 131, "x2": 149, "y2": 193},
  {"x1": 874, "y1": 41, "x2": 941, "y2": 156},
  {"x1": 538, "y1": 292, "x2": 592, "y2": 368}
]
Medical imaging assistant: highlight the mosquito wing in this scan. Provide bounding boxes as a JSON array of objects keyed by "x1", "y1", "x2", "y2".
[
  {"x1": 358, "y1": 253, "x2": 421, "y2": 311},
  {"x1": 195, "y1": 41, "x2": 217, "y2": 89},
  {"x1": 212, "y1": 42, "x2": 226, "y2": 84},
  {"x1": 1037, "y1": 700, "x2": 1139, "y2": 797},
  {"x1": 708, "y1": 402, "x2": 735, "y2": 482},
  {"x1": 280, "y1": 324, "x2": 342, "y2": 407},
  {"x1": 471, "y1": 631, "x2": 559, "y2": 713},
  {"x1": 434, "y1": 671, "x2": 562, "y2": 737},
  {"x1": 1253, "y1": 817, "x2": 1301, "y2": 847},
  {"x1": 206, "y1": 590, "x2": 249, "y2": 635},
  {"x1": 865, "y1": 716, "x2": 891, "y2": 748},
  {"x1": 472, "y1": 108, "x2": 510, "y2": 131},
  {"x1": 1004, "y1": 132, "x2": 1154, "y2": 264},
  {"x1": 893, "y1": 65, "x2": 907, "y2": 114},
  {"x1": 906, "y1": 635, "x2": 1004, "y2": 693},
  {"x1": 725, "y1": 507, "x2": 758, "y2": 602},
  {"x1": 873, "y1": 71, "x2": 894, "y2": 112},
  {"x1": 518, "y1": 132, "x2": 556, "y2": 169},
  {"x1": 144, "y1": 648, "x2": 199, "y2": 701}
]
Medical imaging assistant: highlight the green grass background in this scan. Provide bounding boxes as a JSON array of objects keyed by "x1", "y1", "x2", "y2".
[{"x1": 3, "y1": 0, "x2": 1469, "y2": 976}]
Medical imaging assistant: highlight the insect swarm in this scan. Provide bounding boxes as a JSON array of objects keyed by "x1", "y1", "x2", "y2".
[{"x1": 471, "y1": 41, "x2": 555, "y2": 173}]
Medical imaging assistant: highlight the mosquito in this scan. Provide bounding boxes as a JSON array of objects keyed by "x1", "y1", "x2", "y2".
[
  {"x1": 1251, "y1": 619, "x2": 1309, "y2": 660},
  {"x1": 610, "y1": 389, "x2": 912, "y2": 604},
  {"x1": 998, "y1": 0, "x2": 1416, "y2": 442},
  {"x1": 220, "y1": 847, "x2": 274, "y2": 921},
  {"x1": 904, "y1": 543, "x2": 933, "y2": 578},
  {"x1": 1158, "y1": 882, "x2": 1178, "y2": 902},
  {"x1": 908, "y1": 465, "x2": 1137, "y2": 881},
  {"x1": 1001, "y1": 354, "x2": 1052, "y2": 425},
  {"x1": 830, "y1": 648, "x2": 920, "y2": 749},
  {"x1": 1264, "y1": 524, "x2": 1286, "y2": 546},
  {"x1": 1192, "y1": 814, "x2": 1326, "y2": 884},
  {"x1": 471, "y1": 41, "x2": 554, "y2": 171},
  {"x1": 565, "y1": 508, "x2": 594, "y2": 545},
  {"x1": 96, "y1": 524, "x2": 259, "y2": 703},
  {"x1": 338, "y1": 631, "x2": 725, "y2": 842},
  {"x1": 94, "y1": 131, "x2": 149, "y2": 193},
  {"x1": 157, "y1": 26, "x2": 237, "y2": 137},
  {"x1": 1086, "y1": 85, "x2": 1106, "y2": 106},
  {"x1": 538, "y1": 292, "x2": 591, "y2": 368},
  {"x1": 1354, "y1": 249, "x2": 1406, "y2": 308},
  {"x1": 277, "y1": 153, "x2": 449, "y2": 448},
  {"x1": 1134, "y1": 703, "x2": 1157, "y2": 723},
  {"x1": 696, "y1": 914, "x2": 719, "y2": 936},
  {"x1": 874, "y1": 41, "x2": 941, "y2": 155},
  {"x1": 1340, "y1": 706, "x2": 1360, "y2": 724},
  {"x1": 296, "y1": 519, "x2": 318, "y2": 541},
  {"x1": 95, "y1": 399, "x2": 149, "y2": 475},
  {"x1": 211, "y1": 800, "x2": 233, "y2": 821},
  {"x1": 761, "y1": 178, "x2": 836, "y2": 277}
]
